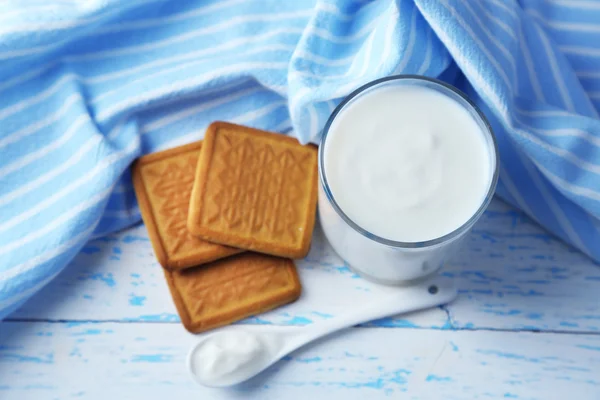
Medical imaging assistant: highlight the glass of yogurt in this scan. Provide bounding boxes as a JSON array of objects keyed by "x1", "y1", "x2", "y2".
[{"x1": 318, "y1": 75, "x2": 499, "y2": 285}]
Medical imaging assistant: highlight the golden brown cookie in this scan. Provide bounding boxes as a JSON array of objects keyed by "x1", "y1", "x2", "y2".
[
  {"x1": 164, "y1": 252, "x2": 302, "y2": 333},
  {"x1": 187, "y1": 122, "x2": 318, "y2": 259},
  {"x1": 132, "y1": 141, "x2": 242, "y2": 270}
]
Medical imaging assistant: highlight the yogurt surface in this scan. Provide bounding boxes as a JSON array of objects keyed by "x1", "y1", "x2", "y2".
[
  {"x1": 189, "y1": 330, "x2": 277, "y2": 386},
  {"x1": 324, "y1": 83, "x2": 493, "y2": 243}
]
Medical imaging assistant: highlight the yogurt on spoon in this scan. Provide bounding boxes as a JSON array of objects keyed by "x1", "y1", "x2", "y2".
[{"x1": 188, "y1": 330, "x2": 275, "y2": 386}]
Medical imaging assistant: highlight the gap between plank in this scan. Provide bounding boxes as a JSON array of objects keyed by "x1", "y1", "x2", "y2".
[{"x1": 4, "y1": 317, "x2": 600, "y2": 336}]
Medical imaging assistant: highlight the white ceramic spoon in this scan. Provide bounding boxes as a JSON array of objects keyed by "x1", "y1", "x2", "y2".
[{"x1": 187, "y1": 276, "x2": 457, "y2": 388}]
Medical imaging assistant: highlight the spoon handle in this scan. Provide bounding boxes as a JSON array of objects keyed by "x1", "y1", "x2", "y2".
[{"x1": 281, "y1": 277, "x2": 457, "y2": 354}]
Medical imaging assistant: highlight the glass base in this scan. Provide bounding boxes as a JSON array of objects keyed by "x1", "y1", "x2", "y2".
[{"x1": 345, "y1": 262, "x2": 443, "y2": 287}]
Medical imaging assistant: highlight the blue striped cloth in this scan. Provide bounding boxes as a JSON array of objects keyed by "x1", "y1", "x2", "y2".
[{"x1": 1, "y1": 0, "x2": 600, "y2": 319}]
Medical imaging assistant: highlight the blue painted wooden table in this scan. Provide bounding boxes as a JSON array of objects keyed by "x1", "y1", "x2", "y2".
[{"x1": 1, "y1": 198, "x2": 599, "y2": 399}]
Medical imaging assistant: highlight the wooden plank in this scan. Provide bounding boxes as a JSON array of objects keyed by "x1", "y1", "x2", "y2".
[
  {"x1": 1, "y1": 322, "x2": 599, "y2": 399},
  {"x1": 9, "y1": 199, "x2": 600, "y2": 332},
  {"x1": 445, "y1": 201, "x2": 600, "y2": 333}
]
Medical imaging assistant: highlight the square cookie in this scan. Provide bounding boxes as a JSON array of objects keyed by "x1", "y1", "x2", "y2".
[
  {"x1": 187, "y1": 122, "x2": 318, "y2": 258},
  {"x1": 132, "y1": 141, "x2": 242, "y2": 270},
  {"x1": 164, "y1": 252, "x2": 302, "y2": 333}
]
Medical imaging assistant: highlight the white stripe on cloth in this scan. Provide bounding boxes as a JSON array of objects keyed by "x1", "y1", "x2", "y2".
[
  {"x1": 0, "y1": 220, "x2": 101, "y2": 307},
  {"x1": 0, "y1": 138, "x2": 139, "y2": 250},
  {"x1": 96, "y1": 61, "x2": 288, "y2": 123}
]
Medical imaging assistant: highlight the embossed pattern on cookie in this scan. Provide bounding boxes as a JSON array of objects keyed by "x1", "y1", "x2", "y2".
[
  {"x1": 132, "y1": 141, "x2": 242, "y2": 270},
  {"x1": 188, "y1": 122, "x2": 318, "y2": 258},
  {"x1": 165, "y1": 252, "x2": 302, "y2": 333}
]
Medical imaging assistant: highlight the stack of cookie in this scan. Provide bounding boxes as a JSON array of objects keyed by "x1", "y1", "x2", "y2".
[{"x1": 132, "y1": 122, "x2": 318, "y2": 333}]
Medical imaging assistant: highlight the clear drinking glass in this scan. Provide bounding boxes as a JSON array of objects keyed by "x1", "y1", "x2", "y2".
[{"x1": 317, "y1": 75, "x2": 499, "y2": 285}]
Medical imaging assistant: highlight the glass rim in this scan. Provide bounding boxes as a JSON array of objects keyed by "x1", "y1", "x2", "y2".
[{"x1": 318, "y1": 74, "x2": 500, "y2": 249}]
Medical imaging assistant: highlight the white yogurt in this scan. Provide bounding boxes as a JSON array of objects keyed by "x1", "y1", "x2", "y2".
[
  {"x1": 324, "y1": 84, "x2": 493, "y2": 243},
  {"x1": 188, "y1": 330, "x2": 273, "y2": 386}
]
